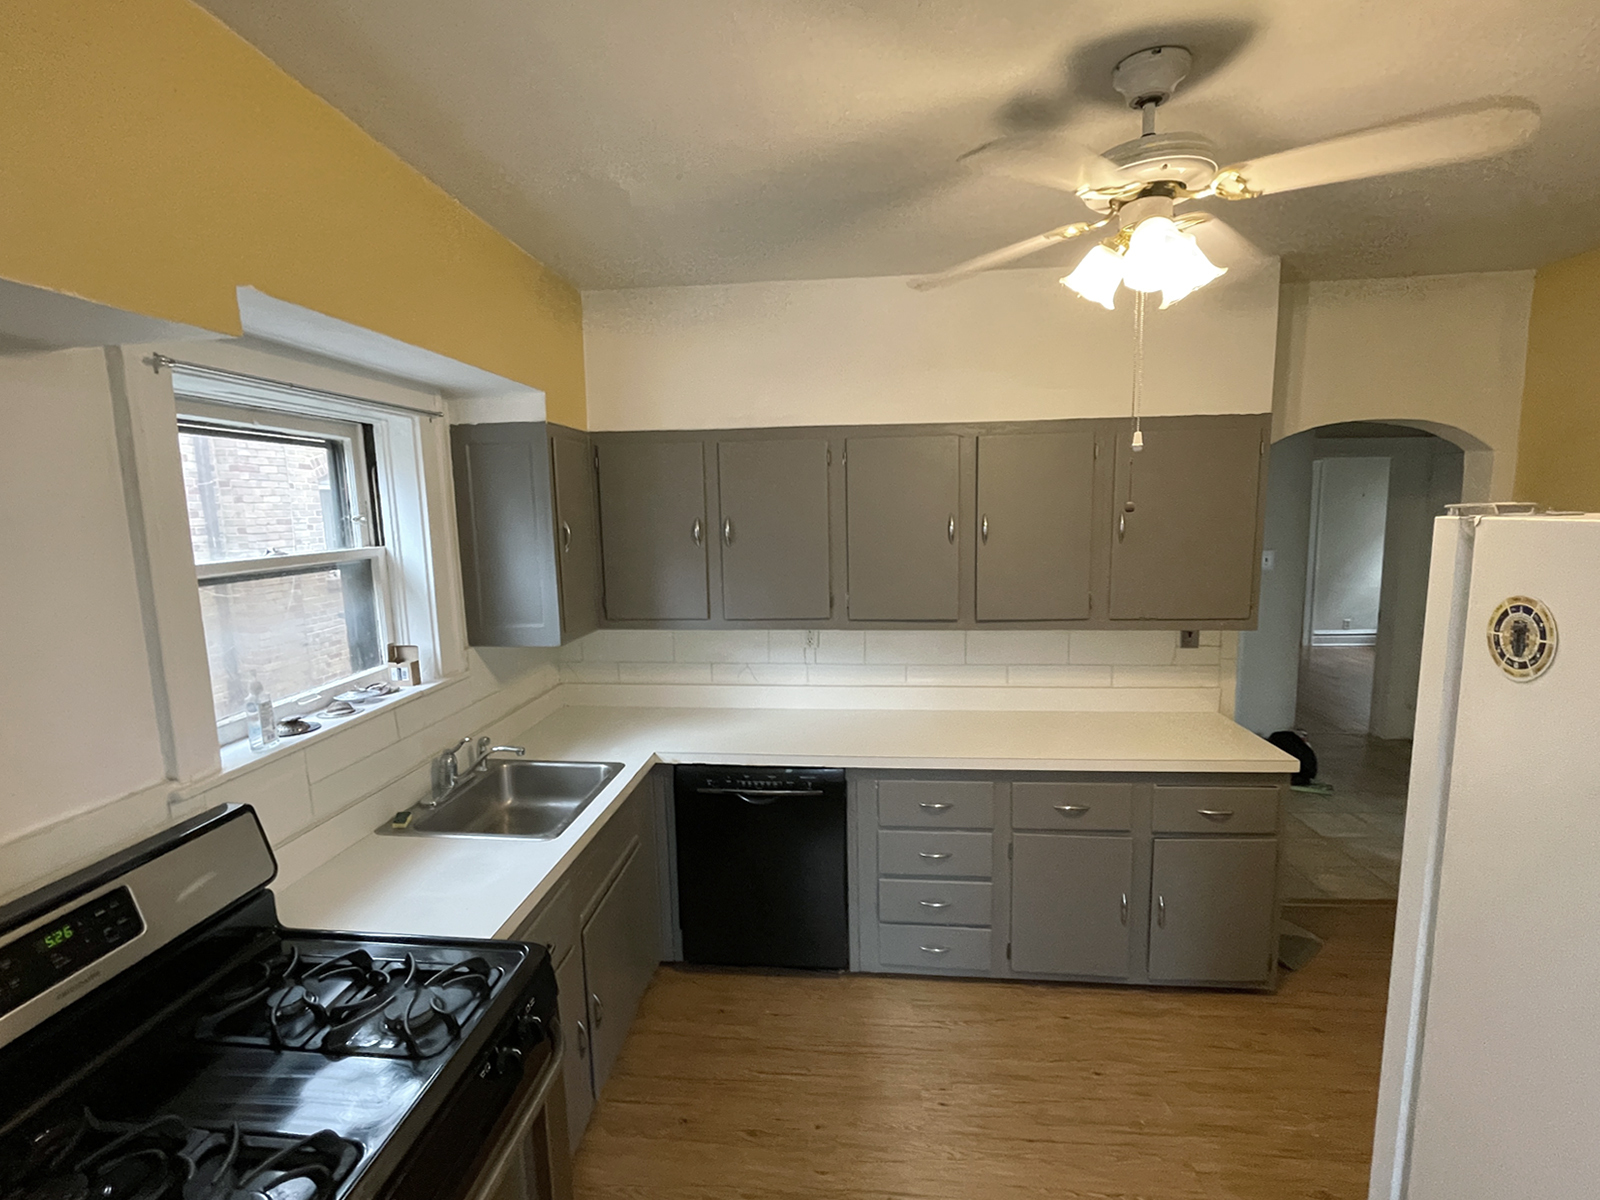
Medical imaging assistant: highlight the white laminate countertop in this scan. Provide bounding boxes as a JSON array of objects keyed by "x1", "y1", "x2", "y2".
[{"x1": 276, "y1": 705, "x2": 1295, "y2": 943}]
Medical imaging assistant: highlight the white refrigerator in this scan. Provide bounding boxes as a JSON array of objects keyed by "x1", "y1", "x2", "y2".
[{"x1": 1370, "y1": 509, "x2": 1600, "y2": 1199}]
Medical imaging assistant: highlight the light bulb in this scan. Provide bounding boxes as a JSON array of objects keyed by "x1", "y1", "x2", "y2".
[
  {"x1": 1119, "y1": 216, "x2": 1227, "y2": 308},
  {"x1": 1060, "y1": 243, "x2": 1124, "y2": 310}
]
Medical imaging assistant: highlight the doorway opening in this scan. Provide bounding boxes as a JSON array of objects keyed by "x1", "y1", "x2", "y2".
[{"x1": 1235, "y1": 421, "x2": 1467, "y2": 903}]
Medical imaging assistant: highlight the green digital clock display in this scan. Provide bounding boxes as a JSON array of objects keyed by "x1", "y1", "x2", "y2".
[{"x1": 40, "y1": 925, "x2": 73, "y2": 951}]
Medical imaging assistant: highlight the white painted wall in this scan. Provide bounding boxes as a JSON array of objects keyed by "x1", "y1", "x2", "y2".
[
  {"x1": 1234, "y1": 432, "x2": 1316, "y2": 735},
  {"x1": 1272, "y1": 271, "x2": 1534, "y2": 500},
  {"x1": 582, "y1": 254, "x2": 1281, "y2": 430},
  {"x1": 1308, "y1": 457, "x2": 1391, "y2": 641}
]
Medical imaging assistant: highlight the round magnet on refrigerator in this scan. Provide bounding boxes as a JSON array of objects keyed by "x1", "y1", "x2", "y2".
[{"x1": 1487, "y1": 596, "x2": 1557, "y2": 681}]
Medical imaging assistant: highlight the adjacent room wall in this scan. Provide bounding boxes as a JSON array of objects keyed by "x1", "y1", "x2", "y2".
[
  {"x1": 1514, "y1": 243, "x2": 1600, "y2": 511},
  {"x1": 1307, "y1": 457, "x2": 1391, "y2": 643},
  {"x1": 582, "y1": 255, "x2": 1281, "y2": 429},
  {"x1": 0, "y1": 0, "x2": 585, "y2": 425},
  {"x1": 1273, "y1": 272, "x2": 1534, "y2": 500}
]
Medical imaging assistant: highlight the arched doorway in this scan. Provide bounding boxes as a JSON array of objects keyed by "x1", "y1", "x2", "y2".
[{"x1": 1235, "y1": 421, "x2": 1475, "y2": 902}]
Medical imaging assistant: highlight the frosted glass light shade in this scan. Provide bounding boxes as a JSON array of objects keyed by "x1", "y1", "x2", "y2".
[
  {"x1": 1120, "y1": 216, "x2": 1227, "y2": 308},
  {"x1": 1060, "y1": 244, "x2": 1124, "y2": 310}
]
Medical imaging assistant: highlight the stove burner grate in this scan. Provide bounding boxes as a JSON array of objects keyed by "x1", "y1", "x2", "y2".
[
  {"x1": 196, "y1": 947, "x2": 500, "y2": 1060},
  {"x1": 0, "y1": 1110, "x2": 361, "y2": 1200}
]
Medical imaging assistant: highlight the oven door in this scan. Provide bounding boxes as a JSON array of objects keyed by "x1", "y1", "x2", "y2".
[{"x1": 461, "y1": 1046, "x2": 572, "y2": 1200}]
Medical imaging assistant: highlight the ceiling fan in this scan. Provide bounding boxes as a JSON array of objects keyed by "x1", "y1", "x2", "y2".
[{"x1": 910, "y1": 45, "x2": 1541, "y2": 306}]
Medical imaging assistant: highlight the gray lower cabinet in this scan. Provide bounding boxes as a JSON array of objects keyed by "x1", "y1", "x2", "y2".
[
  {"x1": 975, "y1": 430, "x2": 1097, "y2": 621},
  {"x1": 580, "y1": 841, "x2": 660, "y2": 1092},
  {"x1": 552, "y1": 949, "x2": 591, "y2": 1151},
  {"x1": 1010, "y1": 834, "x2": 1133, "y2": 978},
  {"x1": 452, "y1": 422, "x2": 598, "y2": 646},
  {"x1": 595, "y1": 439, "x2": 710, "y2": 620},
  {"x1": 1109, "y1": 415, "x2": 1267, "y2": 621},
  {"x1": 716, "y1": 438, "x2": 832, "y2": 620},
  {"x1": 1147, "y1": 837, "x2": 1279, "y2": 984},
  {"x1": 845, "y1": 434, "x2": 960, "y2": 621}
]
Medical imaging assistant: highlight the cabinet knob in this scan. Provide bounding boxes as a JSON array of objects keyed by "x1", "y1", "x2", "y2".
[
  {"x1": 919, "y1": 945, "x2": 950, "y2": 955},
  {"x1": 560, "y1": 520, "x2": 572, "y2": 552},
  {"x1": 1053, "y1": 804, "x2": 1090, "y2": 816},
  {"x1": 918, "y1": 801, "x2": 952, "y2": 811},
  {"x1": 590, "y1": 992, "x2": 604, "y2": 1027},
  {"x1": 1156, "y1": 895, "x2": 1166, "y2": 928},
  {"x1": 947, "y1": 514, "x2": 956, "y2": 543},
  {"x1": 575, "y1": 1019, "x2": 588, "y2": 1058},
  {"x1": 1196, "y1": 809, "x2": 1236, "y2": 821},
  {"x1": 918, "y1": 899, "x2": 950, "y2": 909},
  {"x1": 691, "y1": 518, "x2": 703, "y2": 546},
  {"x1": 723, "y1": 516, "x2": 734, "y2": 545},
  {"x1": 1120, "y1": 893, "x2": 1128, "y2": 925},
  {"x1": 917, "y1": 851, "x2": 951, "y2": 860},
  {"x1": 980, "y1": 515, "x2": 989, "y2": 544}
]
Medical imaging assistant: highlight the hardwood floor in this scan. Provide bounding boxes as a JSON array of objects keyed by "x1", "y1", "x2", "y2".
[{"x1": 574, "y1": 905, "x2": 1395, "y2": 1200}]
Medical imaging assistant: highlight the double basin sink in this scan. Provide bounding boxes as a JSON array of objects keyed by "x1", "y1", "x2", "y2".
[{"x1": 399, "y1": 760, "x2": 623, "y2": 840}]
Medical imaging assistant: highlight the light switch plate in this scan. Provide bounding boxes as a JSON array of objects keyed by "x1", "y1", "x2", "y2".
[{"x1": 1261, "y1": 549, "x2": 1276, "y2": 571}]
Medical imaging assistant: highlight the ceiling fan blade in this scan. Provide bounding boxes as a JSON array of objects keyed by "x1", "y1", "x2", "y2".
[
  {"x1": 909, "y1": 220, "x2": 1108, "y2": 290},
  {"x1": 1213, "y1": 98, "x2": 1539, "y2": 199},
  {"x1": 959, "y1": 131, "x2": 1124, "y2": 195}
]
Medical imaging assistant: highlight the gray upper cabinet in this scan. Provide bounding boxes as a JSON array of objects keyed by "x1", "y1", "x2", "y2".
[
  {"x1": 975, "y1": 430, "x2": 1096, "y2": 621},
  {"x1": 596, "y1": 439, "x2": 710, "y2": 621},
  {"x1": 1147, "y1": 836, "x2": 1279, "y2": 984},
  {"x1": 1109, "y1": 415, "x2": 1267, "y2": 621},
  {"x1": 451, "y1": 421, "x2": 592, "y2": 647},
  {"x1": 1011, "y1": 833, "x2": 1133, "y2": 978},
  {"x1": 549, "y1": 428, "x2": 602, "y2": 641},
  {"x1": 717, "y1": 439, "x2": 832, "y2": 620},
  {"x1": 845, "y1": 434, "x2": 960, "y2": 621}
]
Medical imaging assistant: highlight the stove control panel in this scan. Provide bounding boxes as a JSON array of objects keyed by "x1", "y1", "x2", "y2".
[{"x1": 0, "y1": 886, "x2": 145, "y2": 1019}]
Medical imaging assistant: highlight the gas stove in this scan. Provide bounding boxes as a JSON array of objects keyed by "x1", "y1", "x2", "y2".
[{"x1": 0, "y1": 806, "x2": 562, "y2": 1200}]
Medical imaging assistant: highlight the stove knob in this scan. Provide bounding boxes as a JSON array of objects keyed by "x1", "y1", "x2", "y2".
[
  {"x1": 493, "y1": 1045, "x2": 524, "y2": 1077},
  {"x1": 518, "y1": 1011, "x2": 545, "y2": 1043}
]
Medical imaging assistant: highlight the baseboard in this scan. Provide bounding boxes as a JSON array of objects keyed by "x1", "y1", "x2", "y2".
[{"x1": 1309, "y1": 631, "x2": 1377, "y2": 647}]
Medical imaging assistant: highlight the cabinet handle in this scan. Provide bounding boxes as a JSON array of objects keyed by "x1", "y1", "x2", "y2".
[
  {"x1": 1156, "y1": 895, "x2": 1166, "y2": 928},
  {"x1": 1118, "y1": 512, "x2": 1126, "y2": 540},
  {"x1": 918, "y1": 899, "x2": 950, "y2": 909},
  {"x1": 919, "y1": 945, "x2": 950, "y2": 955},
  {"x1": 575, "y1": 1019, "x2": 588, "y2": 1058},
  {"x1": 590, "y1": 993, "x2": 604, "y2": 1028},
  {"x1": 1053, "y1": 804, "x2": 1090, "y2": 816},
  {"x1": 691, "y1": 518, "x2": 703, "y2": 546},
  {"x1": 918, "y1": 801, "x2": 952, "y2": 811},
  {"x1": 1196, "y1": 809, "x2": 1236, "y2": 820},
  {"x1": 980, "y1": 514, "x2": 989, "y2": 544},
  {"x1": 723, "y1": 516, "x2": 734, "y2": 545},
  {"x1": 918, "y1": 851, "x2": 952, "y2": 860},
  {"x1": 1120, "y1": 893, "x2": 1128, "y2": 925},
  {"x1": 947, "y1": 515, "x2": 956, "y2": 543},
  {"x1": 560, "y1": 520, "x2": 572, "y2": 552}
]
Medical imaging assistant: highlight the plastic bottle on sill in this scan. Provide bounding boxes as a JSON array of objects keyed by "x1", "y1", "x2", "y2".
[{"x1": 246, "y1": 681, "x2": 279, "y2": 751}]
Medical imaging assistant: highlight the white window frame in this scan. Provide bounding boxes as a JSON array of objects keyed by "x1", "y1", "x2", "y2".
[{"x1": 175, "y1": 395, "x2": 401, "y2": 743}]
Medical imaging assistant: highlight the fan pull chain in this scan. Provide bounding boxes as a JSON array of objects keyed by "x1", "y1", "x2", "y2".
[{"x1": 1130, "y1": 289, "x2": 1146, "y2": 452}]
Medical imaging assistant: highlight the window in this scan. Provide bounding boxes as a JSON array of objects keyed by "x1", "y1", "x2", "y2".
[{"x1": 177, "y1": 396, "x2": 395, "y2": 742}]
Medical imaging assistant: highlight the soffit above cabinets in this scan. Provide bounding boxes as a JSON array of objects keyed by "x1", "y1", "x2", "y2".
[{"x1": 196, "y1": 0, "x2": 1600, "y2": 288}]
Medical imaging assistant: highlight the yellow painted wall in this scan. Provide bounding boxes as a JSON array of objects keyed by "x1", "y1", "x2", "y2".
[
  {"x1": 0, "y1": 0, "x2": 585, "y2": 426},
  {"x1": 1515, "y1": 244, "x2": 1600, "y2": 510}
]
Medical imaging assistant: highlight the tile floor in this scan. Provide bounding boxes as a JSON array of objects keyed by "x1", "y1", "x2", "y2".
[{"x1": 1280, "y1": 646, "x2": 1411, "y2": 901}]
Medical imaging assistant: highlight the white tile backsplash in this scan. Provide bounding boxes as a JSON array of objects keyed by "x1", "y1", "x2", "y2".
[
  {"x1": 806, "y1": 663, "x2": 908, "y2": 685},
  {"x1": 582, "y1": 630, "x2": 675, "y2": 662},
  {"x1": 865, "y1": 631, "x2": 966, "y2": 665},
  {"x1": 964, "y1": 630, "x2": 1072, "y2": 664},
  {"x1": 1005, "y1": 664, "x2": 1114, "y2": 687},
  {"x1": 674, "y1": 630, "x2": 770, "y2": 662},
  {"x1": 617, "y1": 661, "x2": 714, "y2": 685},
  {"x1": 813, "y1": 630, "x2": 865, "y2": 664},
  {"x1": 767, "y1": 630, "x2": 811, "y2": 663},
  {"x1": 1070, "y1": 630, "x2": 1179, "y2": 665}
]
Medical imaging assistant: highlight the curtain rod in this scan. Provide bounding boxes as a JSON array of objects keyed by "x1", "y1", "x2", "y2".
[{"x1": 144, "y1": 354, "x2": 445, "y2": 421}]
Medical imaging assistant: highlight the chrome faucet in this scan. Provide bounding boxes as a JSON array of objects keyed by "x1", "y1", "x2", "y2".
[
  {"x1": 426, "y1": 737, "x2": 472, "y2": 806},
  {"x1": 475, "y1": 738, "x2": 526, "y2": 770}
]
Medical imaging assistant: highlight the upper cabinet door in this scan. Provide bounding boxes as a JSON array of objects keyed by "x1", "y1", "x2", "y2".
[
  {"x1": 975, "y1": 430, "x2": 1095, "y2": 621},
  {"x1": 717, "y1": 439, "x2": 832, "y2": 621},
  {"x1": 1109, "y1": 416, "x2": 1267, "y2": 621},
  {"x1": 550, "y1": 428, "x2": 601, "y2": 640},
  {"x1": 845, "y1": 435, "x2": 960, "y2": 621},
  {"x1": 450, "y1": 422, "x2": 562, "y2": 647},
  {"x1": 596, "y1": 439, "x2": 710, "y2": 621}
]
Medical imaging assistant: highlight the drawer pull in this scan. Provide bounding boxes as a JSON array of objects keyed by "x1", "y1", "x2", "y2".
[
  {"x1": 1053, "y1": 804, "x2": 1091, "y2": 816},
  {"x1": 575, "y1": 1019, "x2": 588, "y2": 1058},
  {"x1": 918, "y1": 801, "x2": 953, "y2": 811},
  {"x1": 919, "y1": 945, "x2": 950, "y2": 955},
  {"x1": 1120, "y1": 893, "x2": 1128, "y2": 925},
  {"x1": 591, "y1": 993, "x2": 604, "y2": 1028},
  {"x1": 1196, "y1": 808, "x2": 1236, "y2": 820},
  {"x1": 918, "y1": 851, "x2": 952, "y2": 860},
  {"x1": 1156, "y1": 895, "x2": 1166, "y2": 928},
  {"x1": 918, "y1": 899, "x2": 950, "y2": 909}
]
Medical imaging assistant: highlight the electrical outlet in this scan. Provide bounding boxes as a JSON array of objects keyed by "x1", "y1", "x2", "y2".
[
  {"x1": 1180, "y1": 630, "x2": 1200, "y2": 649},
  {"x1": 1261, "y1": 549, "x2": 1276, "y2": 571}
]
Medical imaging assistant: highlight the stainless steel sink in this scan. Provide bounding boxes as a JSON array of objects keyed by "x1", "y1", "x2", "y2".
[{"x1": 404, "y1": 760, "x2": 623, "y2": 839}]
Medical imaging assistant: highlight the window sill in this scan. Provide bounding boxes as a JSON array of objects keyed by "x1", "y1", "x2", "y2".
[{"x1": 213, "y1": 676, "x2": 458, "y2": 779}]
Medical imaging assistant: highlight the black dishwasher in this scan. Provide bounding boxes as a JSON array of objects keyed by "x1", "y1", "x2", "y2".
[{"x1": 674, "y1": 764, "x2": 849, "y2": 970}]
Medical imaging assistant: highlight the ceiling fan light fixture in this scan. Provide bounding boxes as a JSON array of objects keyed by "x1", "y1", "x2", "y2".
[
  {"x1": 1060, "y1": 243, "x2": 1124, "y2": 310},
  {"x1": 1117, "y1": 216, "x2": 1227, "y2": 307}
]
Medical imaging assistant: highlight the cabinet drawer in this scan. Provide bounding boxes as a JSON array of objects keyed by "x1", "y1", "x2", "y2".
[
  {"x1": 878, "y1": 923, "x2": 991, "y2": 972},
  {"x1": 878, "y1": 780, "x2": 995, "y2": 829},
  {"x1": 878, "y1": 830, "x2": 993, "y2": 878},
  {"x1": 1153, "y1": 786, "x2": 1279, "y2": 835},
  {"x1": 513, "y1": 882, "x2": 577, "y2": 966},
  {"x1": 1012, "y1": 782, "x2": 1133, "y2": 832},
  {"x1": 878, "y1": 879, "x2": 992, "y2": 926}
]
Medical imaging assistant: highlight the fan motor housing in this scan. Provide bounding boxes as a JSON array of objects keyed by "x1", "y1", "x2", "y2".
[{"x1": 1102, "y1": 131, "x2": 1220, "y2": 191}]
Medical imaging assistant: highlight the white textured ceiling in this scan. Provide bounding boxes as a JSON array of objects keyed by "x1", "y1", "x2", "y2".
[{"x1": 195, "y1": 0, "x2": 1600, "y2": 289}]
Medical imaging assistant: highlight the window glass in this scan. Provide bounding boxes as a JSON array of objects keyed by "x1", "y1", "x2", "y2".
[
  {"x1": 179, "y1": 428, "x2": 352, "y2": 564},
  {"x1": 198, "y1": 562, "x2": 384, "y2": 724}
]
